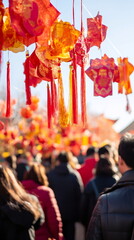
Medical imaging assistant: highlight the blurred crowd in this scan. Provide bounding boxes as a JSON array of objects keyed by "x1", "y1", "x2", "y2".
[{"x1": 0, "y1": 138, "x2": 121, "y2": 240}]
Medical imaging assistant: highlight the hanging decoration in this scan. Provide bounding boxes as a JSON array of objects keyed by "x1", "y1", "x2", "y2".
[
  {"x1": 9, "y1": 0, "x2": 60, "y2": 47},
  {"x1": 44, "y1": 20, "x2": 80, "y2": 61},
  {"x1": 0, "y1": 0, "x2": 133, "y2": 129},
  {"x1": 86, "y1": 54, "x2": 118, "y2": 97},
  {"x1": 58, "y1": 66, "x2": 70, "y2": 128},
  {"x1": 117, "y1": 57, "x2": 134, "y2": 95},
  {"x1": 2, "y1": 8, "x2": 25, "y2": 52},
  {"x1": 24, "y1": 50, "x2": 31, "y2": 105},
  {"x1": 86, "y1": 12, "x2": 108, "y2": 49}
]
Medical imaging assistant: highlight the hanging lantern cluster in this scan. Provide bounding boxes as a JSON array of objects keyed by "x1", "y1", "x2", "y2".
[{"x1": 0, "y1": 0, "x2": 133, "y2": 130}]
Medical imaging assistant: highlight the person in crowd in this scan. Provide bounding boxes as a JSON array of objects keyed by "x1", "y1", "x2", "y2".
[
  {"x1": 98, "y1": 144, "x2": 121, "y2": 180},
  {"x1": 86, "y1": 133, "x2": 134, "y2": 240},
  {"x1": 67, "y1": 151, "x2": 81, "y2": 170},
  {"x1": 16, "y1": 153, "x2": 30, "y2": 181},
  {"x1": 47, "y1": 151, "x2": 83, "y2": 240},
  {"x1": 77, "y1": 149, "x2": 85, "y2": 165},
  {"x1": 0, "y1": 165, "x2": 44, "y2": 240},
  {"x1": 80, "y1": 157, "x2": 117, "y2": 231},
  {"x1": 22, "y1": 162, "x2": 63, "y2": 240},
  {"x1": 77, "y1": 146, "x2": 98, "y2": 186},
  {"x1": 4, "y1": 155, "x2": 17, "y2": 176}
]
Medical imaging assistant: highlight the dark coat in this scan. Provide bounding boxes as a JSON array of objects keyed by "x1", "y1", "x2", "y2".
[
  {"x1": 80, "y1": 175, "x2": 116, "y2": 228},
  {"x1": 86, "y1": 170, "x2": 134, "y2": 240},
  {"x1": 22, "y1": 179, "x2": 63, "y2": 240},
  {"x1": 47, "y1": 163, "x2": 83, "y2": 222},
  {"x1": 0, "y1": 199, "x2": 44, "y2": 240}
]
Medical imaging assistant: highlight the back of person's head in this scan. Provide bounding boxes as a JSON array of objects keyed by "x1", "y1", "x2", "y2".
[
  {"x1": 24, "y1": 163, "x2": 49, "y2": 186},
  {"x1": 4, "y1": 155, "x2": 16, "y2": 169},
  {"x1": 56, "y1": 152, "x2": 68, "y2": 163},
  {"x1": 95, "y1": 157, "x2": 115, "y2": 177},
  {"x1": 86, "y1": 146, "x2": 96, "y2": 157},
  {"x1": 0, "y1": 165, "x2": 41, "y2": 219},
  {"x1": 118, "y1": 133, "x2": 134, "y2": 169},
  {"x1": 98, "y1": 145, "x2": 111, "y2": 158}
]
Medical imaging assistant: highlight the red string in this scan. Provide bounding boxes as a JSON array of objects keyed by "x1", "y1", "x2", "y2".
[
  {"x1": 5, "y1": 61, "x2": 11, "y2": 117},
  {"x1": 54, "y1": 81, "x2": 58, "y2": 112},
  {"x1": 81, "y1": 0, "x2": 83, "y2": 32},
  {"x1": 72, "y1": 0, "x2": 75, "y2": 26},
  {"x1": 81, "y1": 60, "x2": 87, "y2": 126},
  {"x1": 0, "y1": 1, "x2": 4, "y2": 73},
  {"x1": 47, "y1": 84, "x2": 52, "y2": 128},
  {"x1": 25, "y1": 50, "x2": 31, "y2": 105}
]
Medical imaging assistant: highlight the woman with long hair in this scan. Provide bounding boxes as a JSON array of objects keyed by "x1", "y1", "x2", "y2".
[
  {"x1": 80, "y1": 157, "x2": 117, "y2": 231},
  {"x1": 0, "y1": 165, "x2": 44, "y2": 240},
  {"x1": 22, "y1": 162, "x2": 63, "y2": 240}
]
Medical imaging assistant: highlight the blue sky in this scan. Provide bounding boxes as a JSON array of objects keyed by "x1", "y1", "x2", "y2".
[{"x1": 2, "y1": 0, "x2": 134, "y2": 132}]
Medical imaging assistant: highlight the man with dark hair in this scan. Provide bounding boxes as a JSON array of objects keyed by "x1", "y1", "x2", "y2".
[
  {"x1": 86, "y1": 133, "x2": 134, "y2": 240},
  {"x1": 77, "y1": 146, "x2": 98, "y2": 186}
]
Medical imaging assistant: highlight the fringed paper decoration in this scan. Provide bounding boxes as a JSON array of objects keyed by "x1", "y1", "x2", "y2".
[
  {"x1": 58, "y1": 67, "x2": 69, "y2": 128},
  {"x1": 24, "y1": 50, "x2": 31, "y2": 105},
  {"x1": 117, "y1": 57, "x2": 134, "y2": 95},
  {"x1": 45, "y1": 20, "x2": 80, "y2": 61},
  {"x1": 47, "y1": 83, "x2": 52, "y2": 128},
  {"x1": 86, "y1": 55, "x2": 117, "y2": 97},
  {"x1": 5, "y1": 60, "x2": 11, "y2": 117},
  {"x1": 86, "y1": 13, "x2": 108, "y2": 49},
  {"x1": 2, "y1": 8, "x2": 25, "y2": 53}
]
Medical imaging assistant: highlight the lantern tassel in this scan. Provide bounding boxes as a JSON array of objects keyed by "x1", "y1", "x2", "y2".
[
  {"x1": 50, "y1": 71, "x2": 56, "y2": 116},
  {"x1": 58, "y1": 67, "x2": 69, "y2": 128},
  {"x1": 54, "y1": 81, "x2": 58, "y2": 112},
  {"x1": 68, "y1": 65, "x2": 73, "y2": 123},
  {"x1": 72, "y1": 53, "x2": 78, "y2": 124},
  {"x1": 81, "y1": 60, "x2": 87, "y2": 126},
  {"x1": 5, "y1": 61, "x2": 11, "y2": 118},
  {"x1": 25, "y1": 50, "x2": 31, "y2": 105}
]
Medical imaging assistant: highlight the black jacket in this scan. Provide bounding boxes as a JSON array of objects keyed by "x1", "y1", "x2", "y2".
[
  {"x1": 47, "y1": 163, "x2": 83, "y2": 222},
  {"x1": 0, "y1": 198, "x2": 44, "y2": 240},
  {"x1": 86, "y1": 170, "x2": 134, "y2": 240},
  {"x1": 80, "y1": 175, "x2": 116, "y2": 228}
]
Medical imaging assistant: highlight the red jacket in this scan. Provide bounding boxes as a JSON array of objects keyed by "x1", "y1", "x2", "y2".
[
  {"x1": 77, "y1": 157, "x2": 97, "y2": 186},
  {"x1": 22, "y1": 180, "x2": 63, "y2": 240}
]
